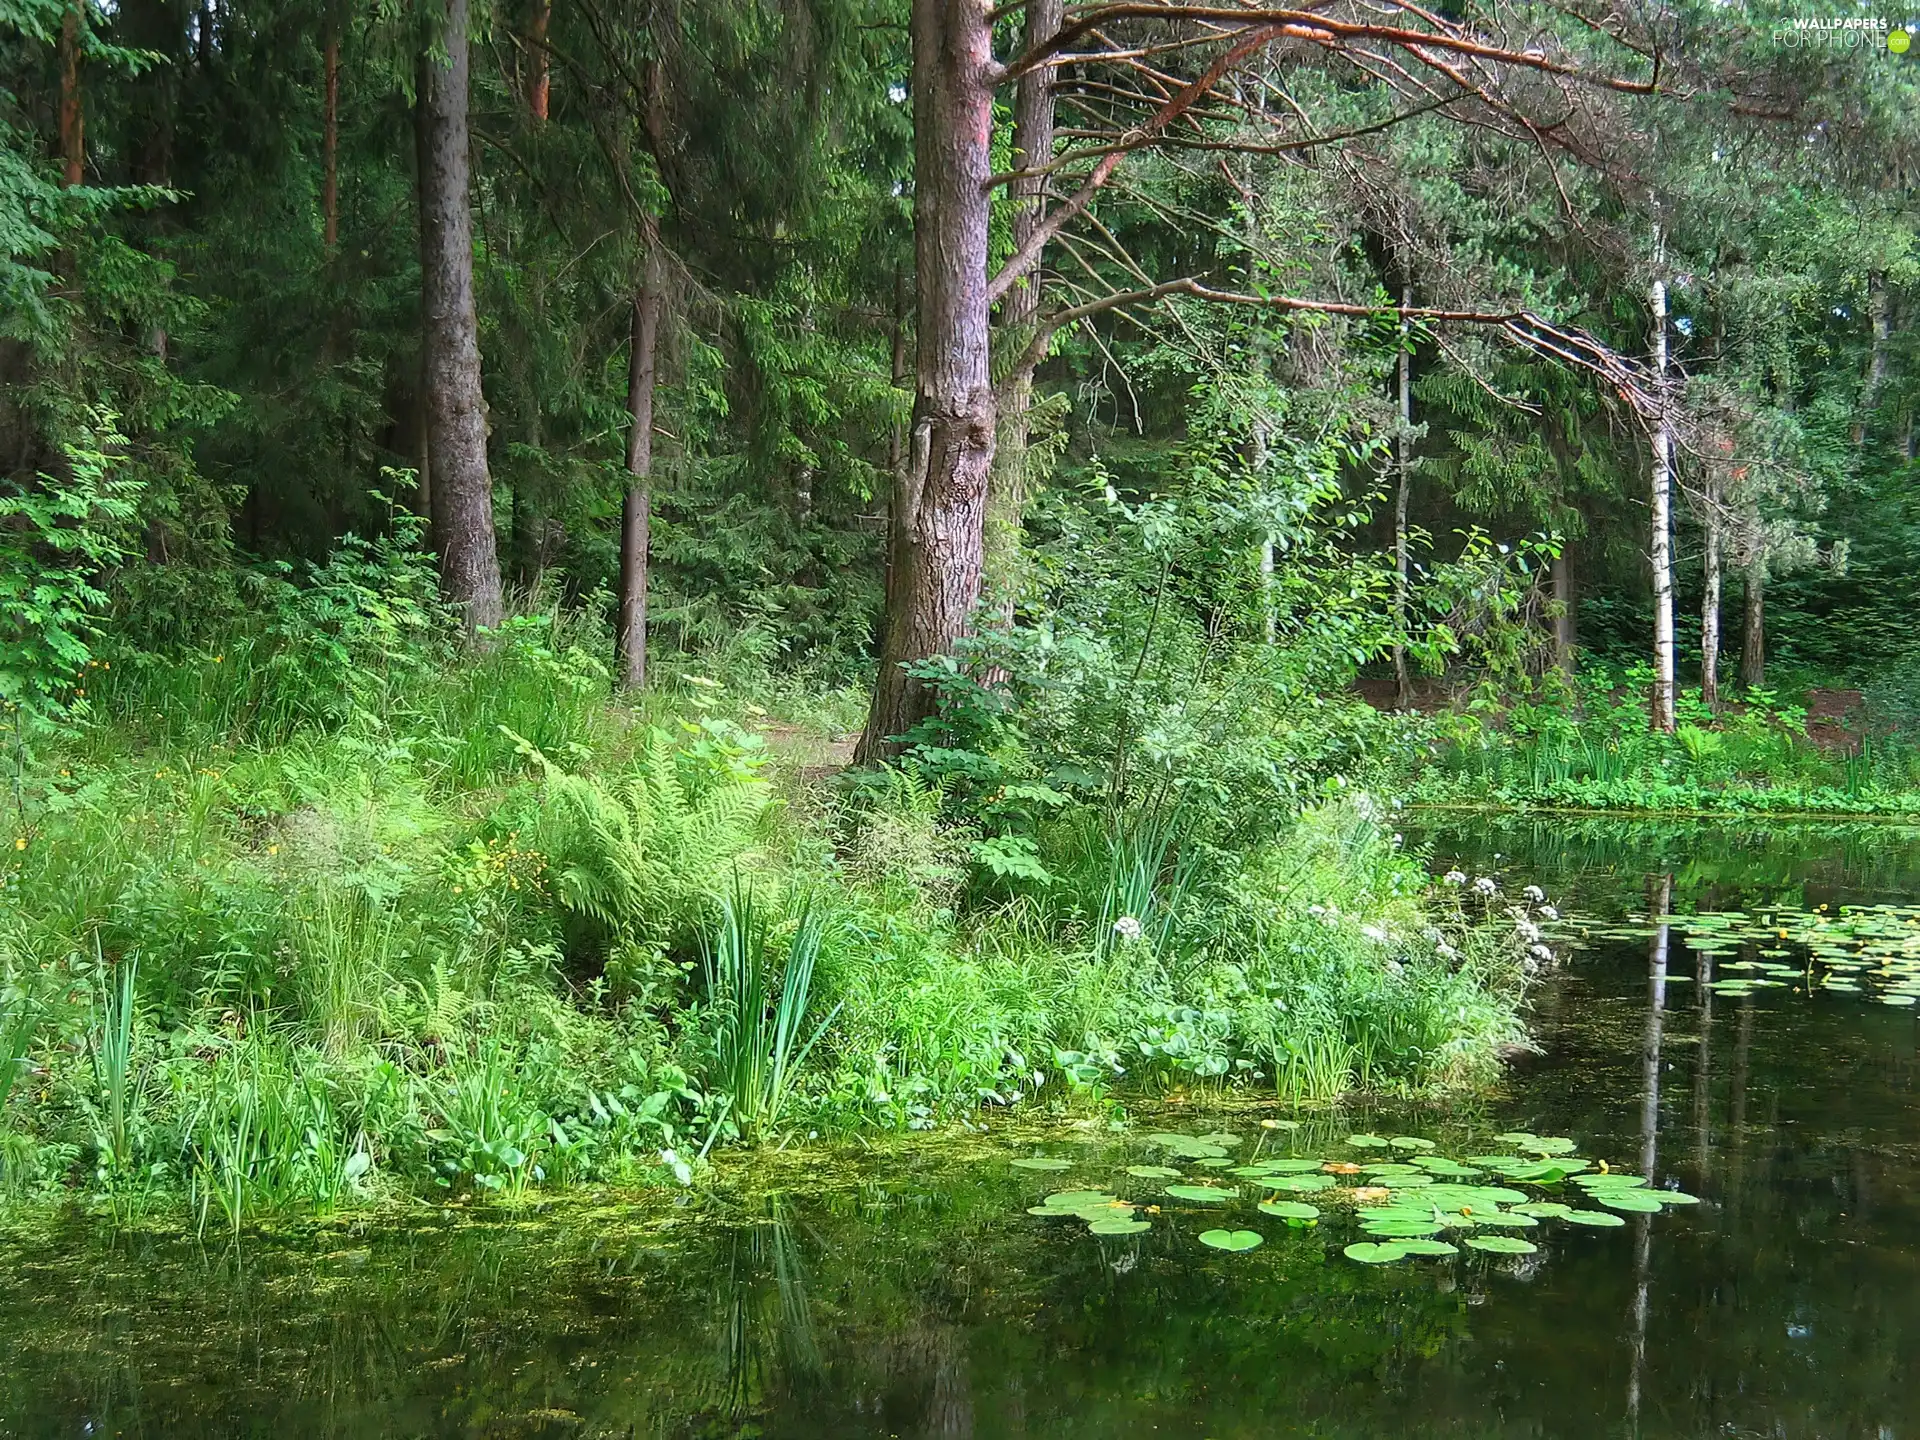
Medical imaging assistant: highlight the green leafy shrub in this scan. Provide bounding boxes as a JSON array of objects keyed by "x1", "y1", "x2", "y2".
[{"x1": 534, "y1": 725, "x2": 773, "y2": 944}]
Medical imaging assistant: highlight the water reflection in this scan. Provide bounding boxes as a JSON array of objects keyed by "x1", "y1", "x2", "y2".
[{"x1": 1627, "y1": 871, "x2": 1670, "y2": 1427}]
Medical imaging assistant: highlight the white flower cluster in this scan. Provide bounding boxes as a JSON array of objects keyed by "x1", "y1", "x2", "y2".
[{"x1": 1112, "y1": 915, "x2": 1145, "y2": 943}]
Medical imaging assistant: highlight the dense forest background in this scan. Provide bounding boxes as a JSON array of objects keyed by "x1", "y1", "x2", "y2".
[{"x1": 5, "y1": 0, "x2": 1918, "y2": 719}]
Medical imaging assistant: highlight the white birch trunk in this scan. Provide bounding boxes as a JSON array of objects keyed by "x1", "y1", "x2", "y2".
[{"x1": 1649, "y1": 246, "x2": 1676, "y2": 734}]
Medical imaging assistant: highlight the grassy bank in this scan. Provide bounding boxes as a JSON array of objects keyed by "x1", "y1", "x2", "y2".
[
  {"x1": 0, "y1": 565, "x2": 1544, "y2": 1228},
  {"x1": 1400, "y1": 665, "x2": 1920, "y2": 818}
]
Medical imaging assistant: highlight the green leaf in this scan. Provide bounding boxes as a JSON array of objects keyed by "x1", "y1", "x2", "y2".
[
  {"x1": 1466, "y1": 1210, "x2": 1538, "y2": 1228},
  {"x1": 1561, "y1": 1209, "x2": 1627, "y2": 1227},
  {"x1": 1257, "y1": 1200, "x2": 1320, "y2": 1220},
  {"x1": 1344, "y1": 1241, "x2": 1410, "y2": 1264},
  {"x1": 1165, "y1": 1184, "x2": 1236, "y2": 1204},
  {"x1": 1595, "y1": 1189, "x2": 1664, "y2": 1213},
  {"x1": 1010, "y1": 1157, "x2": 1071, "y2": 1171},
  {"x1": 1126, "y1": 1164, "x2": 1182, "y2": 1179},
  {"x1": 1198, "y1": 1228, "x2": 1264, "y2": 1252},
  {"x1": 1465, "y1": 1235, "x2": 1538, "y2": 1254},
  {"x1": 1087, "y1": 1217, "x2": 1152, "y2": 1236},
  {"x1": 1265, "y1": 1173, "x2": 1333, "y2": 1192}
]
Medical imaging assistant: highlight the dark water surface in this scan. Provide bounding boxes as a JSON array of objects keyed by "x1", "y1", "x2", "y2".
[{"x1": 4, "y1": 814, "x2": 1919, "y2": 1438}]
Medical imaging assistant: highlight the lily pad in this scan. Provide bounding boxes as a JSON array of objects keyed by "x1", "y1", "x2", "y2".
[
  {"x1": 1397, "y1": 1238, "x2": 1461, "y2": 1257},
  {"x1": 1513, "y1": 1202, "x2": 1575, "y2": 1219},
  {"x1": 1195, "y1": 1132, "x2": 1244, "y2": 1148},
  {"x1": 1344, "y1": 1241, "x2": 1410, "y2": 1264},
  {"x1": 1465, "y1": 1235, "x2": 1538, "y2": 1255},
  {"x1": 1260, "y1": 1158, "x2": 1325, "y2": 1173},
  {"x1": 1266, "y1": 1174, "x2": 1333, "y2": 1193},
  {"x1": 1198, "y1": 1228, "x2": 1264, "y2": 1252},
  {"x1": 1595, "y1": 1189, "x2": 1664, "y2": 1213},
  {"x1": 1363, "y1": 1219, "x2": 1446, "y2": 1238},
  {"x1": 1345, "y1": 1133, "x2": 1390, "y2": 1148},
  {"x1": 1044, "y1": 1191, "x2": 1115, "y2": 1208},
  {"x1": 1560, "y1": 1209, "x2": 1627, "y2": 1227},
  {"x1": 1125, "y1": 1165, "x2": 1182, "y2": 1179},
  {"x1": 1258, "y1": 1200, "x2": 1320, "y2": 1220},
  {"x1": 1501, "y1": 1157, "x2": 1589, "y2": 1181},
  {"x1": 1165, "y1": 1184, "x2": 1236, "y2": 1204},
  {"x1": 1466, "y1": 1210, "x2": 1539, "y2": 1228},
  {"x1": 1087, "y1": 1217, "x2": 1152, "y2": 1236},
  {"x1": 1388, "y1": 1135, "x2": 1437, "y2": 1151},
  {"x1": 1011, "y1": 1157, "x2": 1072, "y2": 1171},
  {"x1": 1518, "y1": 1136, "x2": 1578, "y2": 1156}
]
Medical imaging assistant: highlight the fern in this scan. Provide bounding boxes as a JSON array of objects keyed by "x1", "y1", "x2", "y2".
[{"x1": 537, "y1": 727, "x2": 771, "y2": 938}]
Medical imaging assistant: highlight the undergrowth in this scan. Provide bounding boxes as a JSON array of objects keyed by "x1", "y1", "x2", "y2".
[
  {"x1": 1404, "y1": 663, "x2": 1920, "y2": 817},
  {"x1": 0, "y1": 519, "x2": 1544, "y2": 1228}
]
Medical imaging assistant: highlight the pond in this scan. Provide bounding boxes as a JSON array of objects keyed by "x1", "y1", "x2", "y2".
[{"x1": 3, "y1": 814, "x2": 1918, "y2": 1438}]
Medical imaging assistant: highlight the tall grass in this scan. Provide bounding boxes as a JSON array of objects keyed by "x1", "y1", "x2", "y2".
[
  {"x1": 90, "y1": 948, "x2": 141, "y2": 1172},
  {"x1": 704, "y1": 882, "x2": 840, "y2": 1144},
  {"x1": 0, "y1": 984, "x2": 33, "y2": 1118},
  {"x1": 189, "y1": 1043, "x2": 369, "y2": 1235}
]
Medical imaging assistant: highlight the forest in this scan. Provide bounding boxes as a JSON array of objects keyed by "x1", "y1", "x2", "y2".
[{"x1": 1, "y1": 0, "x2": 1918, "y2": 1220}]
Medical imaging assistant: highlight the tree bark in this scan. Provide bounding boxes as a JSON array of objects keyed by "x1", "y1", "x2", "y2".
[
  {"x1": 1392, "y1": 280, "x2": 1413, "y2": 705},
  {"x1": 1853, "y1": 270, "x2": 1888, "y2": 446},
  {"x1": 1701, "y1": 483, "x2": 1722, "y2": 711},
  {"x1": 323, "y1": 28, "x2": 340, "y2": 250},
  {"x1": 1648, "y1": 250, "x2": 1676, "y2": 733},
  {"x1": 857, "y1": 0, "x2": 997, "y2": 761},
  {"x1": 418, "y1": 0, "x2": 504, "y2": 632},
  {"x1": 1739, "y1": 557, "x2": 1765, "y2": 690},
  {"x1": 529, "y1": 0, "x2": 551, "y2": 121},
  {"x1": 59, "y1": 4, "x2": 84, "y2": 188},
  {"x1": 617, "y1": 245, "x2": 663, "y2": 691},
  {"x1": 981, "y1": 0, "x2": 1060, "y2": 616},
  {"x1": 1551, "y1": 541, "x2": 1575, "y2": 678}
]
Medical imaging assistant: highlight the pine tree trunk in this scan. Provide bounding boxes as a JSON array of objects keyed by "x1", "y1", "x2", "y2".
[
  {"x1": 1740, "y1": 558, "x2": 1765, "y2": 690},
  {"x1": 617, "y1": 246, "x2": 663, "y2": 691},
  {"x1": 981, "y1": 0, "x2": 1060, "y2": 615},
  {"x1": 59, "y1": 4, "x2": 84, "y2": 188},
  {"x1": 418, "y1": 0, "x2": 504, "y2": 633},
  {"x1": 529, "y1": 0, "x2": 552, "y2": 121},
  {"x1": 1392, "y1": 281, "x2": 1413, "y2": 705},
  {"x1": 1701, "y1": 487, "x2": 1722, "y2": 711},
  {"x1": 1853, "y1": 270, "x2": 1889, "y2": 446},
  {"x1": 1648, "y1": 257, "x2": 1676, "y2": 733},
  {"x1": 1552, "y1": 542, "x2": 1575, "y2": 678},
  {"x1": 322, "y1": 29, "x2": 340, "y2": 250},
  {"x1": 858, "y1": 0, "x2": 997, "y2": 762}
]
